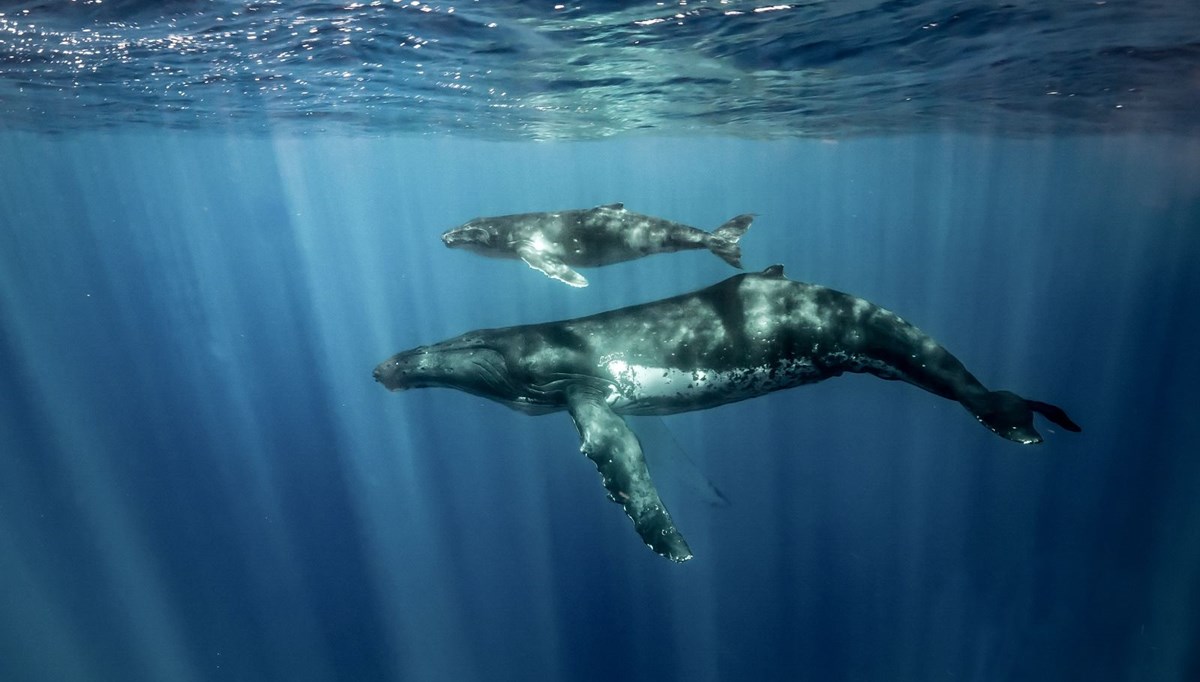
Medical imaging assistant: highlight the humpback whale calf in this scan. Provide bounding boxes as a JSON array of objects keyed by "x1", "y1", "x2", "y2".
[
  {"x1": 373, "y1": 265, "x2": 1080, "y2": 562},
  {"x1": 441, "y1": 203, "x2": 753, "y2": 287}
]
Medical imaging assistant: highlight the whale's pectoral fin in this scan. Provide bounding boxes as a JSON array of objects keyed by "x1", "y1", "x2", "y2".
[
  {"x1": 516, "y1": 244, "x2": 588, "y2": 288},
  {"x1": 565, "y1": 384, "x2": 693, "y2": 562}
]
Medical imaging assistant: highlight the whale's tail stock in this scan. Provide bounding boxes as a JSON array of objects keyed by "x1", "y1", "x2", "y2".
[
  {"x1": 706, "y1": 214, "x2": 754, "y2": 269},
  {"x1": 969, "y1": 389, "x2": 1082, "y2": 444}
]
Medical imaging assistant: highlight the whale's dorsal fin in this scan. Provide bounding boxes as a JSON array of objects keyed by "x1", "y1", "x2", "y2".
[
  {"x1": 595, "y1": 202, "x2": 624, "y2": 211},
  {"x1": 565, "y1": 383, "x2": 692, "y2": 562},
  {"x1": 761, "y1": 264, "x2": 786, "y2": 279},
  {"x1": 515, "y1": 243, "x2": 588, "y2": 287}
]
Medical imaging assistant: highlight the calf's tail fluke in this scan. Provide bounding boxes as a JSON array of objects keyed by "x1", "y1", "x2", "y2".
[
  {"x1": 707, "y1": 214, "x2": 754, "y2": 268},
  {"x1": 970, "y1": 390, "x2": 1082, "y2": 444}
]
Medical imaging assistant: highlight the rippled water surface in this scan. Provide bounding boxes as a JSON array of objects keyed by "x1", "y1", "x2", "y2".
[{"x1": 2, "y1": 0, "x2": 1198, "y2": 137}]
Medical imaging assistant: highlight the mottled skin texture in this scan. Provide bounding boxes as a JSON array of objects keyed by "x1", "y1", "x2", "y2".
[
  {"x1": 374, "y1": 265, "x2": 1080, "y2": 561},
  {"x1": 441, "y1": 203, "x2": 752, "y2": 287}
]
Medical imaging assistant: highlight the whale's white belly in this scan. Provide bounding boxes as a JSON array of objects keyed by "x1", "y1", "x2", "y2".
[{"x1": 598, "y1": 353, "x2": 828, "y2": 415}]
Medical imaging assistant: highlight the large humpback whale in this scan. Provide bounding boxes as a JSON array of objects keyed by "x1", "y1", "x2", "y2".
[
  {"x1": 373, "y1": 265, "x2": 1080, "y2": 561},
  {"x1": 441, "y1": 203, "x2": 753, "y2": 287}
]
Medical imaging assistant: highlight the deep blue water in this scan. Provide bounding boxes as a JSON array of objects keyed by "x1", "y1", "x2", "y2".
[
  {"x1": 3, "y1": 3, "x2": 1200, "y2": 682},
  {"x1": 3, "y1": 134, "x2": 1198, "y2": 681}
]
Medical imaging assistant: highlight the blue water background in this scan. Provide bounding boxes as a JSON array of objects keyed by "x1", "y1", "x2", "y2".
[{"x1": 1, "y1": 132, "x2": 1198, "y2": 681}]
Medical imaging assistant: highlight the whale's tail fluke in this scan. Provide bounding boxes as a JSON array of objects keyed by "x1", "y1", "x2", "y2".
[
  {"x1": 706, "y1": 214, "x2": 754, "y2": 269},
  {"x1": 970, "y1": 390, "x2": 1082, "y2": 444}
]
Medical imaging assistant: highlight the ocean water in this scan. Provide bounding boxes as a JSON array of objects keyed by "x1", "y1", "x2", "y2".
[{"x1": 2, "y1": 3, "x2": 1200, "y2": 682}]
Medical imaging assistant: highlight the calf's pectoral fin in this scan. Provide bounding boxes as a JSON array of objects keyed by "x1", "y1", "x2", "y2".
[
  {"x1": 516, "y1": 244, "x2": 588, "y2": 287},
  {"x1": 565, "y1": 384, "x2": 693, "y2": 562}
]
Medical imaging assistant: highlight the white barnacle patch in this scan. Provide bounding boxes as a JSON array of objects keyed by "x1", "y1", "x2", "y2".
[
  {"x1": 529, "y1": 231, "x2": 552, "y2": 254},
  {"x1": 601, "y1": 354, "x2": 664, "y2": 396},
  {"x1": 602, "y1": 355, "x2": 633, "y2": 400},
  {"x1": 599, "y1": 353, "x2": 722, "y2": 408}
]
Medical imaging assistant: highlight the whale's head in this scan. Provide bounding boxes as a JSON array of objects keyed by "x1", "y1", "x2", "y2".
[
  {"x1": 442, "y1": 218, "x2": 502, "y2": 253},
  {"x1": 374, "y1": 333, "x2": 517, "y2": 399}
]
